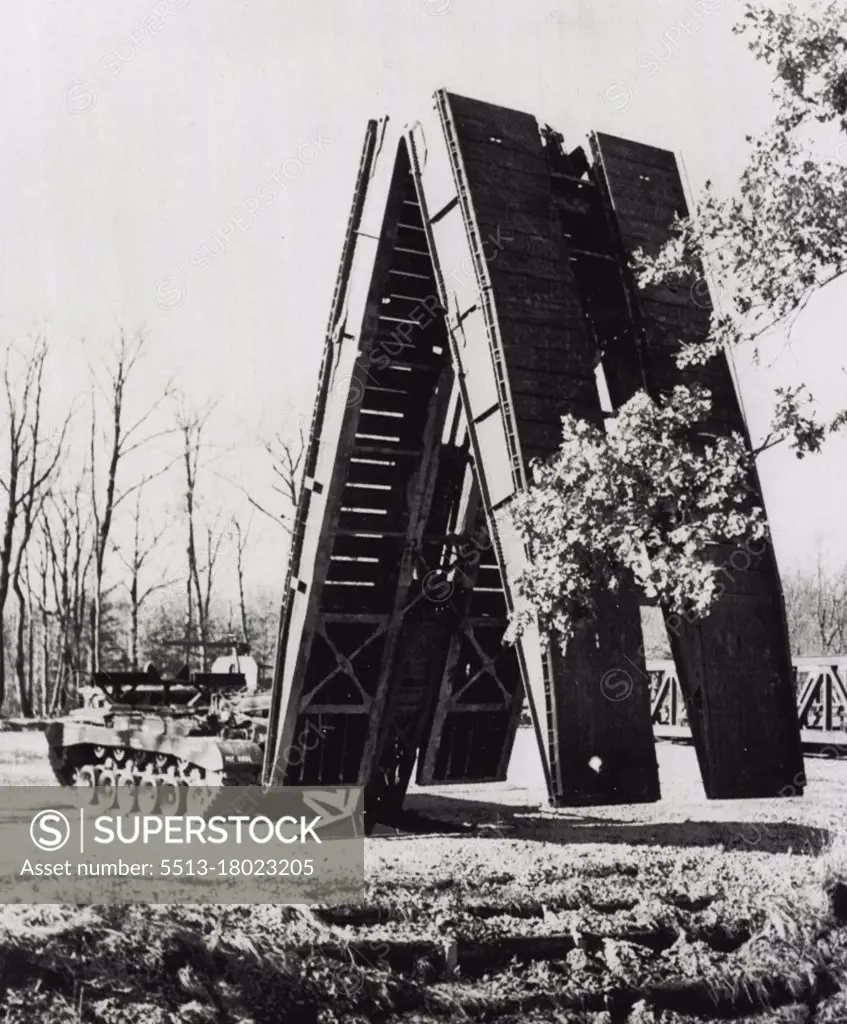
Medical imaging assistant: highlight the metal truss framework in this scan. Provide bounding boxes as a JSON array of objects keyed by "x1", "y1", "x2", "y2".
[
  {"x1": 652, "y1": 658, "x2": 847, "y2": 753},
  {"x1": 263, "y1": 92, "x2": 805, "y2": 812}
]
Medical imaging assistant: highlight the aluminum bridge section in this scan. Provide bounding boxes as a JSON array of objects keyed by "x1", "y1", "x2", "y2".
[
  {"x1": 407, "y1": 93, "x2": 659, "y2": 807},
  {"x1": 264, "y1": 91, "x2": 804, "y2": 814},
  {"x1": 590, "y1": 131, "x2": 805, "y2": 798},
  {"x1": 263, "y1": 121, "x2": 461, "y2": 819}
]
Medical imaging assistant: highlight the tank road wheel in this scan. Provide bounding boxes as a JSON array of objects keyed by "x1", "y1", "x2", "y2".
[
  {"x1": 137, "y1": 778, "x2": 159, "y2": 814},
  {"x1": 73, "y1": 765, "x2": 97, "y2": 788},
  {"x1": 115, "y1": 769, "x2": 137, "y2": 812},
  {"x1": 158, "y1": 780, "x2": 182, "y2": 815},
  {"x1": 98, "y1": 769, "x2": 117, "y2": 807}
]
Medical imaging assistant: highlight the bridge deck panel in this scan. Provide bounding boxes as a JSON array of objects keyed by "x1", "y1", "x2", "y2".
[{"x1": 591, "y1": 130, "x2": 805, "y2": 799}]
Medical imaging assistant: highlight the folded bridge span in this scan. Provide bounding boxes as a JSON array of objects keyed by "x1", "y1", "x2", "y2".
[{"x1": 262, "y1": 92, "x2": 804, "y2": 814}]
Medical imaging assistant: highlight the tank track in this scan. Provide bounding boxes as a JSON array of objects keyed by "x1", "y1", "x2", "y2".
[{"x1": 49, "y1": 743, "x2": 262, "y2": 789}]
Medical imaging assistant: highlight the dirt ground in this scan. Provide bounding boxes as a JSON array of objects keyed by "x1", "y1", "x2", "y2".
[
  {"x1": 0, "y1": 729, "x2": 56, "y2": 786},
  {"x1": 2, "y1": 728, "x2": 847, "y2": 1022},
  {"x1": 9, "y1": 724, "x2": 847, "y2": 822},
  {"x1": 4, "y1": 725, "x2": 847, "y2": 871}
]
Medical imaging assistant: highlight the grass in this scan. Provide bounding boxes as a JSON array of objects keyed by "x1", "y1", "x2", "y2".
[
  {"x1": 2, "y1": 737, "x2": 847, "y2": 1021},
  {"x1": 1, "y1": 835, "x2": 847, "y2": 1023}
]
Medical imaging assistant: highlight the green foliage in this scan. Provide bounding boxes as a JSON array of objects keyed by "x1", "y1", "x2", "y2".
[
  {"x1": 508, "y1": 386, "x2": 764, "y2": 647},
  {"x1": 740, "y1": 1, "x2": 847, "y2": 131},
  {"x1": 511, "y1": 2, "x2": 847, "y2": 648},
  {"x1": 633, "y1": 0, "x2": 847, "y2": 453}
]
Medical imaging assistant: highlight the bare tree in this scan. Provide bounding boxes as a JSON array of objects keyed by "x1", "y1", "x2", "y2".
[
  {"x1": 42, "y1": 484, "x2": 93, "y2": 713},
  {"x1": 88, "y1": 329, "x2": 174, "y2": 671},
  {"x1": 0, "y1": 338, "x2": 68, "y2": 712},
  {"x1": 196, "y1": 513, "x2": 227, "y2": 667},
  {"x1": 783, "y1": 549, "x2": 847, "y2": 657},
  {"x1": 240, "y1": 420, "x2": 306, "y2": 534},
  {"x1": 231, "y1": 516, "x2": 251, "y2": 644},
  {"x1": 176, "y1": 401, "x2": 222, "y2": 670},
  {"x1": 115, "y1": 489, "x2": 178, "y2": 670},
  {"x1": 178, "y1": 403, "x2": 202, "y2": 669},
  {"x1": 782, "y1": 568, "x2": 813, "y2": 658},
  {"x1": 810, "y1": 552, "x2": 847, "y2": 655},
  {"x1": 21, "y1": 559, "x2": 35, "y2": 713},
  {"x1": 33, "y1": 532, "x2": 51, "y2": 716}
]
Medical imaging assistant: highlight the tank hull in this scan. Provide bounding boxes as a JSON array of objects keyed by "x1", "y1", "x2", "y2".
[{"x1": 44, "y1": 710, "x2": 264, "y2": 788}]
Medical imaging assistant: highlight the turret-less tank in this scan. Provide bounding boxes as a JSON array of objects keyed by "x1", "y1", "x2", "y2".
[{"x1": 44, "y1": 648, "x2": 270, "y2": 790}]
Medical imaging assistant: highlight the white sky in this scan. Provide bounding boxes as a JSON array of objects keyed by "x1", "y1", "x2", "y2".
[{"x1": 1, "y1": 0, "x2": 845, "y2": 588}]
